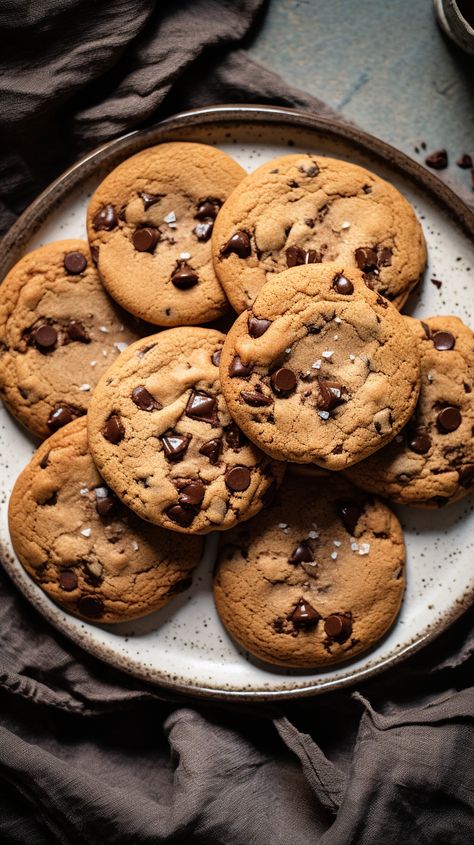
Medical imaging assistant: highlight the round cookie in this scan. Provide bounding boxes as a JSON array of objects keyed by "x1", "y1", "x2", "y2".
[
  {"x1": 212, "y1": 153, "x2": 426, "y2": 313},
  {"x1": 9, "y1": 418, "x2": 204, "y2": 624},
  {"x1": 0, "y1": 240, "x2": 143, "y2": 439},
  {"x1": 214, "y1": 475, "x2": 405, "y2": 668},
  {"x1": 87, "y1": 142, "x2": 245, "y2": 327},
  {"x1": 219, "y1": 263, "x2": 421, "y2": 470},
  {"x1": 346, "y1": 316, "x2": 474, "y2": 507},
  {"x1": 87, "y1": 327, "x2": 285, "y2": 534}
]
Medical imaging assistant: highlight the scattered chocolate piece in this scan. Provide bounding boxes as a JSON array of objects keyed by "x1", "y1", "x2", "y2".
[
  {"x1": 431, "y1": 278, "x2": 443, "y2": 289},
  {"x1": 171, "y1": 264, "x2": 199, "y2": 290},
  {"x1": 459, "y1": 465, "x2": 474, "y2": 487},
  {"x1": 211, "y1": 349, "x2": 221, "y2": 367},
  {"x1": 248, "y1": 316, "x2": 271, "y2": 338},
  {"x1": 166, "y1": 504, "x2": 196, "y2": 528},
  {"x1": 456, "y1": 154, "x2": 472, "y2": 169},
  {"x1": 161, "y1": 432, "x2": 190, "y2": 461},
  {"x1": 425, "y1": 149, "x2": 448, "y2": 170},
  {"x1": 270, "y1": 367, "x2": 297, "y2": 396},
  {"x1": 436, "y1": 406, "x2": 462, "y2": 433},
  {"x1": 92, "y1": 204, "x2": 118, "y2": 231},
  {"x1": 240, "y1": 390, "x2": 272, "y2": 407},
  {"x1": 332, "y1": 274, "x2": 354, "y2": 295},
  {"x1": 324, "y1": 613, "x2": 352, "y2": 641},
  {"x1": 224, "y1": 422, "x2": 247, "y2": 450},
  {"x1": 289, "y1": 598, "x2": 321, "y2": 627},
  {"x1": 78, "y1": 595, "x2": 104, "y2": 618},
  {"x1": 102, "y1": 414, "x2": 125, "y2": 444},
  {"x1": 132, "y1": 227, "x2": 159, "y2": 252},
  {"x1": 34, "y1": 324, "x2": 58, "y2": 351},
  {"x1": 408, "y1": 432, "x2": 431, "y2": 454},
  {"x1": 185, "y1": 391, "x2": 217, "y2": 423},
  {"x1": 433, "y1": 331, "x2": 455, "y2": 351},
  {"x1": 288, "y1": 543, "x2": 314, "y2": 564},
  {"x1": 336, "y1": 498, "x2": 364, "y2": 535},
  {"x1": 221, "y1": 231, "x2": 251, "y2": 258},
  {"x1": 229, "y1": 356, "x2": 252, "y2": 378},
  {"x1": 225, "y1": 466, "x2": 251, "y2": 492},
  {"x1": 64, "y1": 251, "x2": 87, "y2": 274},
  {"x1": 193, "y1": 221, "x2": 213, "y2": 242},
  {"x1": 354, "y1": 247, "x2": 378, "y2": 272},
  {"x1": 139, "y1": 191, "x2": 163, "y2": 210},
  {"x1": 59, "y1": 570, "x2": 78, "y2": 591},
  {"x1": 67, "y1": 321, "x2": 90, "y2": 343},
  {"x1": 131, "y1": 385, "x2": 161, "y2": 411},
  {"x1": 285, "y1": 245, "x2": 320, "y2": 267},
  {"x1": 199, "y1": 438, "x2": 222, "y2": 464}
]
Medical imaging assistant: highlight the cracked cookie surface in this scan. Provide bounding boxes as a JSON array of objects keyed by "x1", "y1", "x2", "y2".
[
  {"x1": 9, "y1": 418, "x2": 203, "y2": 623},
  {"x1": 87, "y1": 142, "x2": 245, "y2": 327},
  {"x1": 87, "y1": 327, "x2": 285, "y2": 534},
  {"x1": 219, "y1": 263, "x2": 421, "y2": 470},
  {"x1": 346, "y1": 316, "x2": 474, "y2": 507},
  {"x1": 214, "y1": 475, "x2": 405, "y2": 668},
  {"x1": 0, "y1": 240, "x2": 142, "y2": 439},
  {"x1": 212, "y1": 153, "x2": 426, "y2": 313}
]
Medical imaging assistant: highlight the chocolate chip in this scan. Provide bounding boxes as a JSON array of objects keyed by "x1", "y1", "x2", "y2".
[
  {"x1": 78, "y1": 595, "x2": 104, "y2": 618},
  {"x1": 436, "y1": 406, "x2": 461, "y2": 433},
  {"x1": 221, "y1": 231, "x2": 251, "y2": 258},
  {"x1": 211, "y1": 349, "x2": 221, "y2": 367},
  {"x1": 132, "y1": 227, "x2": 159, "y2": 252},
  {"x1": 305, "y1": 218, "x2": 315, "y2": 228},
  {"x1": 421, "y1": 321, "x2": 431, "y2": 338},
  {"x1": 195, "y1": 198, "x2": 222, "y2": 220},
  {"x1": 457, "y1": 154, "x2": 473, "y2": 169},
  {"x1": 90, "y1": 245, "x2": 99, "y2": 264},
  {"x1": 332, "y1": 274, "x2": 354, "y2": 295},
  {"x1": 171, "y1": 264, "x2": 199, "y2": 290},
  {"x1": 224, "y1": 422, "x2": 247, "y2": 450},
  {"x1": 324, "y1": 613, "x2": 352, "y2": 641},
  {"x1": 139, "y1": 191, "x2": 163, "y2": 210},
  {"x1": 248, "y1": 316, "x2": 271, "y2": 338},
  {"x1": 59, "y1": 570, "x2": 77, "y2": 591},
  {"x1": 92, "y1": 204, "x2": 118, "y2": 231},
  {"x1": 240, "y1": 390, "x2": 272, "y2": 407},
  {"x1": 95, "y1": 489, "x2": 116, "y2": 516},
  {"x1": 67, "y1": 321, "x2": 90, "y2": 343},
  {"x1": 131, "y1": 385, "x2": 161, "y2": 411},
  {"x1": 336, "y1": 498, "x2": 364, "y2": 535},
  {"x1": 408, "y1": 433, "x2": 431, "y2": 454},
  {"x1": 166, "y1": 504, "x2": 196, "y2": 528},
  {"x1": 425, "y1": 149, "x2": 448, "y2": 170},
  {"x1": 289, "y1": 598, "x2": 321, "y2": 627},
  {"x1": 289, "y1": 543, "x2": 314, "y2": 564},
  {"x1": 199, "y1": 438, "x2": 222, "y2": 464},
  {"x1": 161, "y1": 432, "x2": 190, "y2": 461},
  {"x1": 185, "y1": 391, "x2": 216, "y2": 423},
  {"x1": 102, "y1": 414, "x2": 124, "y2": 444},
  {"x1": 225, "y1": 466, "x2": 251, "y2": 492},
  {"x1": 285, "y1": 246, "x2": 320, "y2": 267},
  {"x1": 459, "y1": 465, "x2": 474, "y2": 488},
  {"x1": 299, "y1": 162, "x2": 319, "y2": 177},
  {"x1": 433, "y1": 331, "x2": 455, "y2": 351},
  {"x1": 378, "y1": 246, "x2": 393, "y2": 267},
  {"x1": 64, "y1": 251, "x2": 87, "y2": 274},
  {"x1": 354, "y1": 247, "x2": 378, "y2": 272},
  {"x1": 193, "y1": 221, "x2": 213, "y2": 242},
  {"x1": 179, "y1": 480, "x2": 205, "y2": 506},
  {"x1": 270, "y1": 367, "x2": 296, "y2": 395},
  {"x1": 34, "y1": 324, "x2": 57, "y2": 351},
  {"x1": 47, "y1": 405, "x2": 75, "y2": 431},
  {"x1": 229, "y1": 355, "x2": 252, "y2": 378},
  {"x1": 317, "y1": 379, "x2": 344, "y2": 412}
]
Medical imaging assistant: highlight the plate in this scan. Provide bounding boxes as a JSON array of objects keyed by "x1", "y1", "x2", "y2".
[{"x1": 1, "y1": 105, "x2": 473, "y2": 701}]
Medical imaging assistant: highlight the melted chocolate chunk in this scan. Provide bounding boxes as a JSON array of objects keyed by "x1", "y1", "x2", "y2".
[
  {"x1": 421, "y1": 321, "x2": 431, "y2": 339},
  {"x1": 324, "y1": 613, "x2": 352, "y2": 642},
  {"x1": 95, "y1": 488, "x2": 116, "y2": 516},
  {"x1": 270, "y1": 367, "x2": 297, "y2": 395},
  {"x1": 433, "y1": 331, "x2": 455, "y2": 351},
  {"x1": 47, "y1": 405, "x2": 81, "y2": 431},
  {"x1": 225, "y1": 466, "x2": 251, "y2": 492},
  {"x1": 378, "y1": 246, "x2": 393, "y2": 267},
  {"x1": 229, "y1": 356, "x2": 252, "y2": 378},
  {"x1": 408, "y1": 432, "x2": 431, "y2": 454},
  {"x1": 64, "y1": 251, "x2": 87, "y2": 274},
  {"x1": 285, "y1": 246, "x2": 320, "y2": 267},
  {"x1": 78, "y1": 595, "x2": 104, "y2": 618},
  {"x1": 171, "y1": 264, "x2": 199, "y2": 290},
  {"x1": 178, "y1": 480, "x2": 205, "y2": 507},
  {"x1": 240, "y1": 390, "x2": 272, "y2": 407},
  {"x1": 185, "y1": 391, "x2": 217, "y2": 423},
  {"x1": 139, "y1": 191, "x2": 163, "y2": 210},
  {"x1": 166, "y1": 504, "x2": 196, "y2": 528},
  {"x1": 459, "y1": 465, "x2": 474, "y2": 488},
  {"x1": 354, "y1": 246, "x2": 378, "y2": 272},
  {"x1": 194, "y1": 199, "x2": 222, "y2": 220},
  {"x1": 193, "y1": 221, "x2": 213, "y2": 242},
  {"x1": 425, "y1": 149, "x2": 448, "y2": 170},
  {"x1": 34, "y1": 324, "x2": 58, "y2": 351},
  {"x1": 67, "y1": 321, "x2": 90, "y2": 343},
  {"x1": 248, "y1": 316, "x2": 271, "y2": 338},
  {"x1": 336, "y1": 498, "x2": 364, "y2": 535},
  {"x1": 211, "y1": 349, "x2": 221, "y2": 367},
  {"x1": 332, "y1": 274, "x2": 354, "y2": 295},
  {"x1": 289, "y1": 598, "x2": 321, "y2": 627},
  {"x1": 289, "y1": 542, "x2": 314, "y2": 564},
  {"x1": 199, "y1": 438, "x2": 223, "y2": 464},
  {"x1": 436, "y1": 406, "x2": 462, "y2": 433},
  {"x1": 317, "y1": 379, "x2": 344, "y2": 412},
  {"x1": 131, "y1": 385, "x2": 161, "y2": 411},
  {"x1": 102, "y1": 414, "x2": 125, "y2": 444},
  {"x1": 224, "y1": 422, "x2": 247, "y2": 450},
  {"x1": 161, "y1": 432, "x2": 190, "y2": 461},
  {"x1": 59, "y1": 570, "x2": 78, "y2": 591},
  {"x1": 92, "y1": 204, "x2": 118, "y2": 231},
  {"x1": 221, "y1": 231, "x2": 251, "y2": 258},
  {"x1": 132, "y1": 227, "x2": 160, "y2": 252},
  {"x1": 90, "y1": 245, "x2": 99, "y2": 264}
]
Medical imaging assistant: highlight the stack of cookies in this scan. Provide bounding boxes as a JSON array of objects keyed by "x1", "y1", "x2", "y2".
[{"x1": 2, "y1": 142, "x2": 473, "y2": 669}]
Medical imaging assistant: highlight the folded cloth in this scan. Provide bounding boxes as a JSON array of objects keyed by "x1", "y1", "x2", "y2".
[{"x1": 0, "y1": 1, "x2": 473, "y2": 843}]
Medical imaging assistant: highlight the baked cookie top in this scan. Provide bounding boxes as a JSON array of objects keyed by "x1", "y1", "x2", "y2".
[
  {"x1": 0, "y1": 240, "x2": 142, "y2": 439},
  {"x1": 8, "y1": 418, "x2": 203, "y2": 624},
  {"x1": 214, "y1": 475, "x2": 405, "y2": 669},
  {"x1": 346, "y1": 316, "x2": 474, "y2": 507},
  {"x1": 219, "y1": 263, "x2": 420, "y2": 470},
  {"x1": 87, "y1": 142, "x2": 245, "y2": 327},
  {"x1": 87, "y1": 327, "x2": 284, "y2": 534},
  {"x1": 212, "y1": 153, "x2": 426, "y2": 313}
]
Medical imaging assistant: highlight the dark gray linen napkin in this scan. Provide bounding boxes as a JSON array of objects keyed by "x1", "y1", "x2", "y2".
[{"x1": 0, "y1": 2, "x2": 473, "y2": 842}]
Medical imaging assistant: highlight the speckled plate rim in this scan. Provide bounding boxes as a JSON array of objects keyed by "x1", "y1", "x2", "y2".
[{"x1": 1, "y1": 103, "x2": 473, "y2": 702}]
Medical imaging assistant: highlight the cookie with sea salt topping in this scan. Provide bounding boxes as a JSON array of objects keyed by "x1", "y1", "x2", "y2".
[
  {"x1": 87, "y1": 142, "x2": 245, "y2": 327},
  {"x1": 211, "y1": 153, "x2": 426, "y2": 313},
  {"x1": 219, "y1": 263, "x2": 420, "y2": 470},
  {"x1": 87, "y1": 327, "x2": 284, "y2": 534},
  {"x1": 0, "y1": 240, "x2": 142, "y2": 439},
  {"x1": 346, "y1": 316, "x2": 474, "y2": 507},
  {"x1": 213, "y1": 475, "x2": 405, "y2": 668},
  {"x1": 8, "y1": 418, "x2": 204, "y2": 623}
]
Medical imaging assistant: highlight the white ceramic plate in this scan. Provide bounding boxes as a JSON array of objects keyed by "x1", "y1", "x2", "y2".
[{"x1": 1, "y1": 106, "x2": 473, "y2": 700}]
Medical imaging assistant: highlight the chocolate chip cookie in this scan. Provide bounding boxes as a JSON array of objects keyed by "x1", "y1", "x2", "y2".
[
  {"x1": 87, "y1": 142, "x2": 245, "y2": 327},
  {"x1": 212, "y1": 153, "x2": 426, "y2": 313},
  {"x1": 219, "y1": 263, "x2": 420, "y2": 470},
  {"x1": 87, "y1": 327, "x2": 284, "y2": 534},
  {"x1": 9, "y1": 418, "x2": 203, "y2": 623},
  {"x1": 0, "y1": 240, "x2": 142, "y2": 439},
  {"x1": 214, "y1": 475, "x2": 405, "y2": 668},
  {"x1": 346, "y1": 316, "x2": 474, "y2": 506}
]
